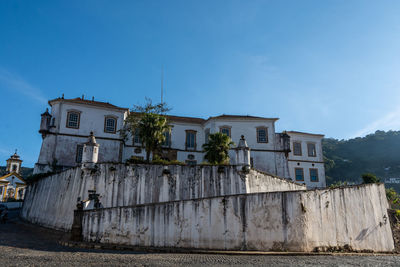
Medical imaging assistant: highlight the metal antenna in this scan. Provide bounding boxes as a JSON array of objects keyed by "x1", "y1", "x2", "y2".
[{"x1": 161, "y1": 65, "x2": 164, "y2": 104}]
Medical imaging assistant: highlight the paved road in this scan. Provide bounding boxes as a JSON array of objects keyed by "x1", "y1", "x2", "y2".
[{"x1": 1, "y1": 210, "x2": 400, "y2": 266}]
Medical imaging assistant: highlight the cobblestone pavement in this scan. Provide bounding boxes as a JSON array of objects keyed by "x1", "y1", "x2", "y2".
[{"x1": 1, "y1": 210, "x2": 400, "y2": 266}]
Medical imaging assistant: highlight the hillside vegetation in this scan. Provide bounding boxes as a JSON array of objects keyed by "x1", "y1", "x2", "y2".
[
  {"x1": 323, "y1": 130, "x2": 400, "y2": 191},
  {"x1": 0, "y1": 166, "x2": 33, "y2": 179}
]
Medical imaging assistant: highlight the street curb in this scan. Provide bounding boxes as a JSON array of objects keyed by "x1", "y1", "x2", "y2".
[{"x1": 58, "y1": 240, "x2": 397, "y2": 256}]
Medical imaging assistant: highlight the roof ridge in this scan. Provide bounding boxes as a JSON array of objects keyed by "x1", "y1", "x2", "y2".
[
  {"x1": 48, "y1": 97, "x2": 129, "y2": 111},
  {"x1": 0, "y1": 172, "x2": 24, "y2": 182}
]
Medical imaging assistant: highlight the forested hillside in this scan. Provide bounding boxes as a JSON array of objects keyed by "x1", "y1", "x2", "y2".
[
  {"x1": 323, "y1": 130, "x2": 400, "y2": 190},
  {"x1": 0, "y1": 166, "x2": 33, "y2": 178}
]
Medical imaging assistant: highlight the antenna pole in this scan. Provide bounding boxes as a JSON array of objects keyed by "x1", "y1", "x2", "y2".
[{"x1": 161, "y1": 65, "x2": 164, "y2": 104}]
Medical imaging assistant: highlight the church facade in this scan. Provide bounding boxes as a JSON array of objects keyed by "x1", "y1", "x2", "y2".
[
  {"x1": 0, "y1": 151, "x2": 26, "y2": 201},
  {"x1": 34, "y1": 96, "x2": 326, "y2": 188}
]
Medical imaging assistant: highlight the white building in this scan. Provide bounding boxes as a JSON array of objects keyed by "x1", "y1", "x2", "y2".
[
  {"x1": 287, "y1": 131, "x2": 325, "y2": 188},
  {"x1": 34, "y1": 96, "x2": 326, "y2": 188}
]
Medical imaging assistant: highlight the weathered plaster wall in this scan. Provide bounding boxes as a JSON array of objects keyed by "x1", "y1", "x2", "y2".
[
  {"x1": 81, "y1": 183, "x2": 394, "y2": 252},
  {"x1": 21, "y1": 164, "x2": 305, "y2": 230}
]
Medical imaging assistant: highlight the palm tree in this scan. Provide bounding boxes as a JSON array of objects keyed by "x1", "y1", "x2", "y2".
[
  {"x1": 202, "y1": 132, "x2": 234, "y2": 164},
  {"x1": 136, "y1": 113, "x2": 171, "y2": 162},
  {"x1": 124, "y1": 99, "x2": 172, "y2": 162}
]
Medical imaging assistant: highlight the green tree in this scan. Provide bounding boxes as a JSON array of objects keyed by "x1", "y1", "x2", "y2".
[
  {"x1": 386, "y1": 187, "x2": 400, "y2": 209},
  {"x1": 202, "y1": 132, "x2": 234, "y2": 164},
  {"x1": 123, "y1": 99, "x2": 171, "y2": 162},
  {"x1": 361, "y1": 173, "x2": 380, "y2": 184}
]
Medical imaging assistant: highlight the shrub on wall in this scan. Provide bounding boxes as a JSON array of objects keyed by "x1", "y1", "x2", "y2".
[{"x1": 361, "y1": 173, "x2": 380, "y2": 184}]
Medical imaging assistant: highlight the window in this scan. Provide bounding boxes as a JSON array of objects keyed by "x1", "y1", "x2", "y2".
[
  {"x1": 293, "y1": 142, "x2": 302, "y2": 156},
  {"x1": 46, "y1": 116, "x2": 51, "y2": 127},
  {"x1": 76, "y1": 144, "x2": 84, "y2": 163},
  {"x1": 162, "y1": 131, "x2": 171, "y2": 147},
  {"x1": 134, "y1": 129, "x2": 141, "y2": 144},
  {"x1": 66, "y1": 111, "x2": 80, "y2": 129},
  {"x1": 11, "y1": 165, "x2": 17, "y2": 172},
  {"x1": 104, "y1": 117, "x2": 117, "y2": 133},
  {"x1": 0, "y1": 187, "x2": 3, "y2": 195},
  {"x1": 219, "y1": 126, "x2": 231, "y2": 137},
  {"x1": 310, "y1": 168, "x2": 319, "y2": 182},
  {"x1": 295, "y1": 168, "x2": 304, "y2": 181},
  {"x1": 307, "y1": 143, "x2": 316, "y2": 157},
  {"x1": 185, "y1": 130, "x2": 196, "y2": 150},
  {"x1": 257, "y1": 127, "x2": 268, "y2": 143},
  {"x1": 204, "y1": 129, "x2": 210, "y2": 144}
]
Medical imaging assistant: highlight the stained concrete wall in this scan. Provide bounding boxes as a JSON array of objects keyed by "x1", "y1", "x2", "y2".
[
  {"x1": 81, "y1": 183, "x2": 394, "y2": 252},
  {"x1": 21, "y1": 164, "x2": 305, "y2": 231}
]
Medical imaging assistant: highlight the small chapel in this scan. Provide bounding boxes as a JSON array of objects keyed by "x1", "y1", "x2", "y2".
[{"x1": 0, "y1": 151, "x2": 26, "y2": 201}]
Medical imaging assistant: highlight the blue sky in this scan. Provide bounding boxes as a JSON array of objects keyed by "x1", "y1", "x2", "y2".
[{"x1": 1, "y1": 0, "x2": 400, "y2": 167}]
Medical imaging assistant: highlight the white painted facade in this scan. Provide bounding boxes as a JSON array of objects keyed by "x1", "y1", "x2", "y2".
[
  {"x1": 287, "y1": 131, "x2": 326, "y2": 188},
  {"x1": 34, "y1": 97, "x2": 326, "y2": 188}
]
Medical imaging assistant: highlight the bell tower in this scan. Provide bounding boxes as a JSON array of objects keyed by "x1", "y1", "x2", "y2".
[{"x1": 6, "y1": 150, "x2": 22, "y2": 174}]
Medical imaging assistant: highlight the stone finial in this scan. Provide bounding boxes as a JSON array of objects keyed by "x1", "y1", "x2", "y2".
[
  {"x1": 235, "y1": 135, "x2": 251, "y2": 172},
  {"x1": 81, "y1": 132, "x2": 100, "y2": 169},
  {"x1": 85, "y1": 131, "x2": 98, "y2": 146},
  {"x1": 41, "y1": 108, "x2": 51, "y2": 116},
  {"x1": 237, "y1": 135, "x2": 249, "y2": 149}
]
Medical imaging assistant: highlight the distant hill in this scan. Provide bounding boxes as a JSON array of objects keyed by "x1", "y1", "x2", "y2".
[
  {"x1": 323, "y1": 130, "x2": 400, "y2": 191},
  {"x1": 0, "y1": 166, "x2": 34, "y2": 179}
]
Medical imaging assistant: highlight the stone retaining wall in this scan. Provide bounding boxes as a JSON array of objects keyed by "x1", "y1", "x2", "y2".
[
  {"x1": 81, "y1": 183, "x2": 394, "y2": 252},
  {"x1": 21, "y1": 164, "x2": 305, "y2": 230}
]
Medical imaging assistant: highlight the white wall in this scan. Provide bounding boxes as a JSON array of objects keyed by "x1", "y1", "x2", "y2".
[
  {"x1": 21, "y1": 164, "x2": 306, "y2": 231},
  {"x1": 54, "y1": 102, "x2": 125, "y2": 138},
  {"x1": 288, "y1": 161, "x2": 326, "y2": 188},
  {"x1": 81, "y1": 183, "x2": 394, "y2": 252},
  {"x1": 288, "y1": 133, "x2": 324, "y2": 162},
  {"x1": 35, "y1": 101, "x2": 126, "y2": 172},
  {"x1": 170, "y1": 122, "x2": 204, "y2": 151},
  {"x1": 204, "y1": 118, "x2": 277, "y2": 150}
]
